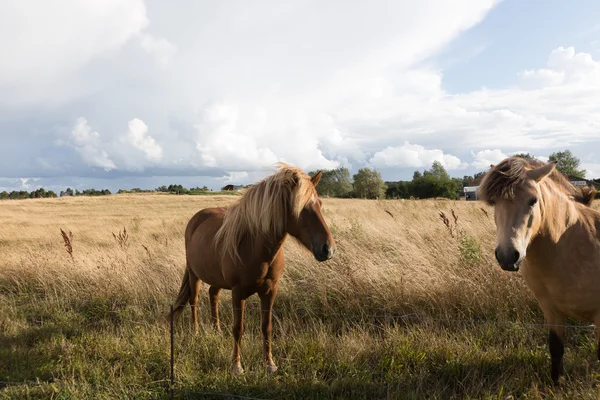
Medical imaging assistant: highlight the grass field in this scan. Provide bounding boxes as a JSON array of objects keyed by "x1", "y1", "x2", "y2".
[{"x1": 1, "y1": 194, "x2": 600, "y2": 399}]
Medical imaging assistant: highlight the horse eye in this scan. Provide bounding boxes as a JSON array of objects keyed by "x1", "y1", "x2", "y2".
[{"x1": 529, "y1": 197, "x2": 538, "y2": 207}]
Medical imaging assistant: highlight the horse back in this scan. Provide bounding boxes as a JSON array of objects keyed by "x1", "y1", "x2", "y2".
[
  {"x1": 185, "y1": 207, "x2": 227, "y2": 246},
  {"x1": 184, "y1": 207, "x2": 231, "y2": 288}
]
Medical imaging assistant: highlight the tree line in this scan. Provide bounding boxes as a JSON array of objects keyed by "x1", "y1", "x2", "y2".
[
  {"x1": 310, "y1": 149, "x2": 593, "y2": 200},
  {"x1": 1, "y1": 149, "x2": 592, "y2": 201},
  {"x1": 309, "y1": 162, "x2": 465, "y2": 200},
  {"x1": 0, "y1": 188, "x2": 58, "y2": 200},
  {"x1": 58, "y1": 188, "x2": 112, "y2": 197},
  {"x1": 0, "y1": 184, "x2": 218, "y2": 200}
]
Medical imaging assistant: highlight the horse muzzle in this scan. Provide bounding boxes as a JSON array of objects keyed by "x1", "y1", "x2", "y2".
[
  {"x1": 312, "y1": 242, "x2": 335, "y2": 262},
  {"x1": 499, "y1": 260, "x2": 522, "y2": 272},
  {"x1": 495, "y1": 247, "x2": 523, "y2": 272}
]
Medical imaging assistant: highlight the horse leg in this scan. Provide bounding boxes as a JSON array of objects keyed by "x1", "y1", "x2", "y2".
[
  {"x1": 208, "y1": 286, "x2": 222, "y2": 335},
  {"x1": 188, "y1": 270, "x2": 202, "y2": 334},
  {"x1": 259, "y1": 282, "x2": 279, "y2": 373},
  {"x1": 545, "y1": 312, "x2": 566, "y2": 384},
  {"x1": 231, "y1": 286, "x2": 247, "y2": 375}
]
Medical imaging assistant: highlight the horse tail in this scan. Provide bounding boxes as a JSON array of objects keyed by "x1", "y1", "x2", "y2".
[{"x1": 169, "y1": 266, "x2": 191, "y2": 321}]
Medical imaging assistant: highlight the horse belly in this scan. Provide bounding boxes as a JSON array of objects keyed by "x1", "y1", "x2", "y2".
[
  {"x1": 523, "y1": 264, "x2": 600, "y2": 322},
  {"x1": 186, "y1": 236, "x2": 232, "y2": 289}
]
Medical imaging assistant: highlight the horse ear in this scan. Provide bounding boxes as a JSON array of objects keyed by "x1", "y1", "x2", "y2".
[
  {"x1": 527, "y1": 161, "x2": 557, "y2": 182},
  {"x1": 311, "y1": 171, "x2": 323, "y2": 187}
]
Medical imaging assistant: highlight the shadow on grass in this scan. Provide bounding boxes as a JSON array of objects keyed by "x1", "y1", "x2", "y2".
[
  {"x1": 174, "y1": 352, "x2": 598, "y2": 400},
  {"x1": 0, "y1": 297, "x2": 170, "y2": 383},
  {"x1": 0, "y1": 323, "x2": 80, "y2": 382}
]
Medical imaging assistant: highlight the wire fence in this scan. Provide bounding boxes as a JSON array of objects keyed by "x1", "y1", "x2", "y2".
[{"x1": 2, "y1": 302, "x2": 598, "y2": 399}]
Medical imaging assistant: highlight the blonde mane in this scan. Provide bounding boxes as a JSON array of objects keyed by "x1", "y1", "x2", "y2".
[
  {"x1": 478, "y1": 157, "x2": 596, "y2": 206},
  {"x1": 214, "y1": 163, "x2": 317, "y2": 263}
]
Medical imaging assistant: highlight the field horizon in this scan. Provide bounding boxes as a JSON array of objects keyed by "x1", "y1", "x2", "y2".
[{"x1": 2, "y1": 194, "x2": 600, "y2": 399}]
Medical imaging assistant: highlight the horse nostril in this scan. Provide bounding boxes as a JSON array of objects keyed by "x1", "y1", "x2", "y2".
[
  {"x1": 494, "y1": 248, "x2": 500, "y2": 263},
  {"x1": 321, "y1": 243, "x2": 329, "y2": 256},
  {"x1": 512, "y1": 250, "x2": 520, "y2": 264}
]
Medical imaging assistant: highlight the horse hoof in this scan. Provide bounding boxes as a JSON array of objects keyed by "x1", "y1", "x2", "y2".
[
  {"x1": 266, "y1": 363, "x2": 278, "y2": 374},
  {"x1": 232, "y1": 364, "x2": 244, "y2": 376}
]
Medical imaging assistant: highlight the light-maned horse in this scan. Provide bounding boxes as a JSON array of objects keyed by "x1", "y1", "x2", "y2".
[
  {"x1": 479, "y1": 157, "x2": 598, "y2": 384},
  {"x1": 170, "y1": 163, "x2": 335, "y2": 375}
]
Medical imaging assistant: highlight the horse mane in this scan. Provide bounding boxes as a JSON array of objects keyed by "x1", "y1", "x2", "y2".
[
  {"x1": 478, "y1": 157, "x2": 596, "y2": 206},
  {"x1": 214, "y1": 162, "x2": 317, "y2": 263}
]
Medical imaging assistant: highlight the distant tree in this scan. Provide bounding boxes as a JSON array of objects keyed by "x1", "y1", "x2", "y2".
[
  {"x1": 462, "y1": 175, "x2": 474, "y2": 187},
  {"x1": 0, "y1": 188, "x2": 57, "y2": 200},
  {"x1": 549, "y1": 149, "x2": 586, "y2": 178},
  {"x1": 430, "y1": 161, "x2": 450, "y2": 180},
  {"x1": 7, "y1": 191, "x2": 29, "y2": 199},
  {"x1": 452, "y1": 177, "x2": 464, "y2": 193},
  {"x1": 411, "y1": 162, "x2": 458, "y2": 199},
  {"x1": 353, "y1": 168, "x2": 387, "y2": 199},
  {"x1": 385, "y1": 181, "x2": 412, "y2": 199},
  {"x1": 189, "y1": 186, "x2": 210, "y2": 194},
  {"x1": 30, "y1": 188, "x2": 46, "y2": 198},
  {"x1": 473, "y1": 171, "x2": 485, "y2": 180},
  {"x1": 513, "y1": 152, "x2": 535, "y2": 160},
  {"x1": 309, "y1": 167, "x2": 353, "y2": 198},
  {"x1": 167, "y1": 184, "x2": 187, "y2": 194}
]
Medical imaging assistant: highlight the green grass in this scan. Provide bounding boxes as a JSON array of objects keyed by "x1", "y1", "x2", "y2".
[
  {"x1": 3, "y1": 291, "x2": 600, "y2": 399},
  {"x1": 2, "y1": 196, "x2": 600, "y2": 399}
]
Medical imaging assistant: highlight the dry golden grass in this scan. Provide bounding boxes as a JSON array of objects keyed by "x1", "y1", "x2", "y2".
[{"x1": 1, "y1": 194, "x2": 600, "y2": 399}]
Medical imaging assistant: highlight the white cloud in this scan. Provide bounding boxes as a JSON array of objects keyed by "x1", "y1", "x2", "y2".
[
  {"x1": 139, "y1": 33, "x2": 177, "y2": 68},
  {"x1": 66, "y1": 118, "x2": 117, "y2": 171},
  {"x1": 518, "y1": 69, "x2": 565, "y2": 88},
  {"x1": 123, "y1": 118, "x2": 163, "y2": 162},
  {"x1": 370, "y1": 142, "x2": 466, "y2": 170},
  {"x1": 18, "y1": 178, "x2": 40, "y2": 190},
  {"x1": 519, "y1": 47, "x2": 600, "y2": 89},
  {"x1": 581, "y1": 163, "x2": 600, "y2": 178},
  {"x1": 194, "y1": 103, "x2": 279, "y2": 170},
  {"x1": 193, "y1": 102, "x2": 340, "y2": 172},
  {"x1": 4, "y1": 1, "x2": 600, "y2": 184},
  {"x1": 0, "y1": 0, "x2": 172, "y2": 106},
  {"x1": 222, "y1": 171, "x2": 249, "y2": 183},
  {"x1": 471, "y1": 149, "x2": 508, "y2": 169}
]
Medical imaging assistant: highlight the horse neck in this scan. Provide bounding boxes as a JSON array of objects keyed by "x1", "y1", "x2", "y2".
[
  {"x1": 537, "y1": 182, "x2": 579, "y2": 243},
  {"x1": 254, "y1": 230, "x2": 288, "y2": 262}
]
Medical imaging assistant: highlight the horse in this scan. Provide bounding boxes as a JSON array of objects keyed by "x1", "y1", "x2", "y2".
[
  {"x1": 170, "y1": 163, "x2": 335, "y2": 375},
  {"x1": 478, "y1": 156, "x2": 598, "y2": 384}
]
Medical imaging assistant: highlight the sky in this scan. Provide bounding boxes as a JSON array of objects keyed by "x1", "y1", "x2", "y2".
[{"x1": 1, "y1": 0, "x2": 600, "y2": 193}]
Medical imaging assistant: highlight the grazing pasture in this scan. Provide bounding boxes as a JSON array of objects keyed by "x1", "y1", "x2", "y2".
[{"x1": 1, "y1": 194, "x2": 600, "y2": 399}]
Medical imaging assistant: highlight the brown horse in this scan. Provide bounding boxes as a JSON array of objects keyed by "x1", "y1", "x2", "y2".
[
  {"x1": 170, "y1": 163, "x2": 335, "y2": 375},
  {"x1": 479, "y1": 157, "x2": 599, "y2": 384}
]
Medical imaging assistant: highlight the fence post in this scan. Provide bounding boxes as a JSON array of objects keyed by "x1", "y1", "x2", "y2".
[{"x1": 170, "y1": 304, "x2": 174, "y2": 400}]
